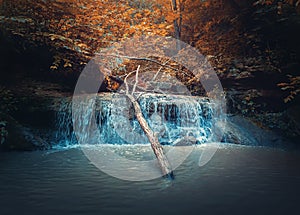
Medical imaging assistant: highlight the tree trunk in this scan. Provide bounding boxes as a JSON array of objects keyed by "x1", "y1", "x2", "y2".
[
  {"x1": 126, "y1": 94, "x2": 174, "y2": 179},
  {"x1": 171, "y1": 0, "x2": 181, "y2": 51}
]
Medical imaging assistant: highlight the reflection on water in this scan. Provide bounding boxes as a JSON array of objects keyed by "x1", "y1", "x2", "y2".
[{"x1": 1, "y1": 144, "x2": 300, "y2": 215}]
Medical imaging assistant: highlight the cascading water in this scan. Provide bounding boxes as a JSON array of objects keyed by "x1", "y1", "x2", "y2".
[
  {"x1": 55, "y1": 93, "x2": 215, "y2": 147},
  {"x1": 55, "y1": 98, "x2": 76, "y2": 146}
]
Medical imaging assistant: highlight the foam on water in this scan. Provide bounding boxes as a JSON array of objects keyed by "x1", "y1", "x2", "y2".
[{"x1": 55, "y1": 93, "x2": 216, "y2": 147}]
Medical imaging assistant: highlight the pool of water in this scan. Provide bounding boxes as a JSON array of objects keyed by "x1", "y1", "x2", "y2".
[{"x1": 1, "y1": 144, "x2": 300, "y2": 215}]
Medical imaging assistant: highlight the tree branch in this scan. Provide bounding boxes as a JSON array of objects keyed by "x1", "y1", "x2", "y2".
[
  {"x1": 96, "y1": 53, "x2": 193, "y2": 77},
  {"x1": 124, "y1": 71, "x2": 136, "y2": 95},
  {"x1": 152, "y1": 56, "x2": 174, "y2": 81},
  {"x1": 132, "y1": 65, "x2": 140, "y2": 95},
  {"x1": 123, "y1": 66, "x2": 174, "y2": 179}
]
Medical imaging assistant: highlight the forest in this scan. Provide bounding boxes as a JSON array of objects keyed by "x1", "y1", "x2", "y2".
[
  {"x1": 1, "y1": 1, "x2": 300, "y2": 215},
  {"x1": 1, "y1": 0, "x2": 300, "y2": 150}
]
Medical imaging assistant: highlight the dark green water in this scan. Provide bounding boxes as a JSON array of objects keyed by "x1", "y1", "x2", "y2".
[{"x1": 1, "y1": 145, "x2": 300, "y2": 215}]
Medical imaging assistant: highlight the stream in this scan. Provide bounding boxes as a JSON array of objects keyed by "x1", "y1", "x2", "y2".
[
  {"x1": 1, "y1": 93, "x2": 300, "y2": 215},
  {"x1": 1, "y1": 145, "x2": 300, "y2": 215}
]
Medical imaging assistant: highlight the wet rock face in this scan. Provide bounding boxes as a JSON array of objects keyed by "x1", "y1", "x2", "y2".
[
  {"x1": 0, "y1": 120, "x2": 8, "y2": 145},
  {"x1": 59, "y1": 93, "x2": 215, "y2": 145},
  {"x1": 0, "y1": 113, "x2": 49, "y2": 151},
  {"x1": 219, "y1": 115, "x2": 288, "y2": 147},
  {"x1": 2, "y1": 88, "x2": 294, "y2": 150},
  {"x1": 220, "y1": 116, "x2": 260, "y2": 145}
]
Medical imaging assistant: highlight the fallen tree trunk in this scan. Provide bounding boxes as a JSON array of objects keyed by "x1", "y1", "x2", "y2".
[
  {"x1": 121, "y1": 65, "x2": 174, "y2": 179},
  {"x1": 126, "y1": 93, "x2": 174, "y2": 179}
]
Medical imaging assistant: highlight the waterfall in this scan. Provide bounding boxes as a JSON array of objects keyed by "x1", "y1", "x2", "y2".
[
  {"x1": 55, "y1": 93, "x2": 215, "y2": 147},
  {"x1": 55, "y1": 98, "x2": 76, "y2": 146}
]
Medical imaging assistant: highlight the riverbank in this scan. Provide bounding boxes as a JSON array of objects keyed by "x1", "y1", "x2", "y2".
[{"x1": 0, "y1": 78, "x2": 299, "y2": 151}]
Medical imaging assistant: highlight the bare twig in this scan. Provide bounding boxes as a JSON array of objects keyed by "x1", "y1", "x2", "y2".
[
  {"x1": 124, "y1": 71, "x2": 135, "y2": 94},
  {"x1": 152, "y1": 57, "x2": 174, "y2": 81},
  {"x1": 135, "y1": 92, "x2": 146, "y2": 100},
  {"x1": 132, "y1": 65, "x2": 140, "y2": 95}
]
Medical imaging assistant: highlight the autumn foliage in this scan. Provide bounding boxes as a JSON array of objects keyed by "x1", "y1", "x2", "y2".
[
  {"x1": 0, "y1": 0, "x2": 300, "y2": 104},
  {"x1": 0, "y1": 0, "x2": 170, "y2": 71}
]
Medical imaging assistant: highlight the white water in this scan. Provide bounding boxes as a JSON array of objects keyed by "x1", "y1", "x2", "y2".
[
  {"x1": 3, "y1": 93, "x2": 297, "y2": 215},
  {"x1": 1, "y1": 94, "x2": 299, "y2": 214},
  {"x1": 55, "y1": 93, "x2": 218, "y2": 147}
]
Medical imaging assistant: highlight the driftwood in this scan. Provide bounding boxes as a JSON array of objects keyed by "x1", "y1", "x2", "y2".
[{"x1": 123, "y1": 66, "x2": 174, "y2": 179}]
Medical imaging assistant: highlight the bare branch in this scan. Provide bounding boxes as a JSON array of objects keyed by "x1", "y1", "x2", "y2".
[
  {"x1": 125, "y1": 93, "x2": 174, "y2": 179},
  {"x1": 132, "y1": 65, "x2": 140, "y2": 95},
  {"x1": 122, "y1": 66, "x2": 174, "y2": 179},
  {"x1": 124, "y1": 71, "x2": 136, "y2": 95},
  {"x1": 152, "y1": 56, "x2": 174, "y2": 81}
]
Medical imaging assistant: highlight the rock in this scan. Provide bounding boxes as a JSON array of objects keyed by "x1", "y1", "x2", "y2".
[
  {"x1": 286, "y1": 105, "x2": 300, "y2": 129},
  {"x1": 253, "y1": 108, "x2": 300, "y2": 143},
  {"x1": 0, "y1": 112, "x2": 50, "y2": 151},
  {"x1": 218, "y1": 116, "x2": 258, "y2": 145},
  {"x1": 219, "y1": 115, "x2": 286, "y2": 147}
]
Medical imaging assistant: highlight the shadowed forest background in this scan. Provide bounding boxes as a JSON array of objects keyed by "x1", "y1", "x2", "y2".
[
  {"x1": 0, "y1": 0, "x2": 300, "y2": 150},
  {"x1": 1, "y1": 1, "x2": 300, "y2": 215}
]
